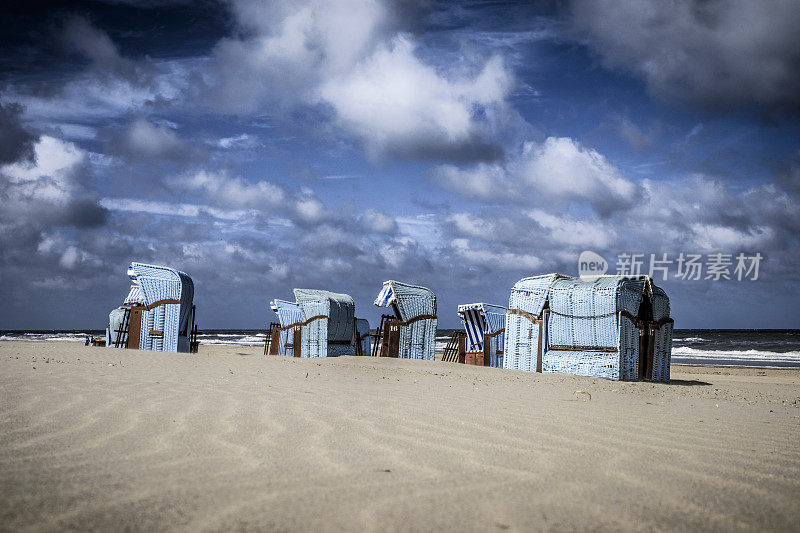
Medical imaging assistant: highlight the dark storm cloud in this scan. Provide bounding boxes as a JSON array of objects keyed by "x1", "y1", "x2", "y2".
[
  {"x1": 0, "y1": 102, "x2": 37, "y2": 164},
  {"x1": 569, "y1": 0, "x2": 800, "y2": 109},
  {"x1": 0, "y1": 121, "x2": 109, "y2": 306},
  {"x1": 60, "y1": 15, "x2": 164, "y2": 90},
  {"x1": 0, "y1": 141, "x2": 109, "y2": 232}
]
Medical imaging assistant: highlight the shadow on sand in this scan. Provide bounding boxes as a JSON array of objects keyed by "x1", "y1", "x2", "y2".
[{"x1": 668, "y1": 379, "x2": 712, "y2": 386}]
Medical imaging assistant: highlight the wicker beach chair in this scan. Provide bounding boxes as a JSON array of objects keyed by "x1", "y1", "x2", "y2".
[
  {"x1": 107, "y1": 262, "x2": 196, "y2": 353},
  {"x1": 268, "y1": 290, "x2": 367, "y2": 358},
  {"x1": 268, "y1": 299, "x2": 302, "y2": 356},
  {"x1": 457, "y1": 303, "x2": 506, "y2": 367},
  {"x1": 373, "y1": 280, "x2": 437, "y2": 360},
  {"x1": 504, "y1": 274, "x2": 673, "y2": 382}
]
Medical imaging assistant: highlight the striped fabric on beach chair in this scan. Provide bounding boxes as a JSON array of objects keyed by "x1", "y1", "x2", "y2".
[
  {"x1": 373, "y1": 280, "x2": 437, "y2": 360},
  {"x1": 458, "y1": 303, "x2": 506, "y2": 367}
]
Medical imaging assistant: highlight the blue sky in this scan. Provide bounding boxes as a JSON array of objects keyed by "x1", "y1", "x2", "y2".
[{"x1": 1, "y1": 0, "x2": 799, "y2": 329}]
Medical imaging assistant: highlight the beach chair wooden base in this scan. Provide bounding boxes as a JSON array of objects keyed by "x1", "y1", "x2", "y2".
[
  {"x1": 265, "y1": 322, "x2": 280, "y2": 355},
  {"x1": 370, "y1": 314, "x2": 394, "y2": 356},
  {"x1": 455, "y1": 329, "x2": 504, "y2": 367},
  {"x1": 126, "y1": 306, "x2": 144, "y2": 349},
  {"x1": 464, "y1": 351, "x2": 486, "y2": 366},
  {"x1": 189, "y1": 305, "x2": 199, "y2": 354},
  {"x1": 379, "y1": 320, "x2": 401, "y2": 358}
]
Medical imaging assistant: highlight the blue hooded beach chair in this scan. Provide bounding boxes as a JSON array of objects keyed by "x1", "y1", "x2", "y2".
[
  {"x1": 373, "y1": 280, "x2": 437, "y2": 360},
  {"x1": 504, "y1": 274, "x2": 673, "y2": 382},
  {"x1": 457, "y1": 303, "x2": 506, "y2": 367},
  {"x1": 106, "y1": 262, "x2": 197, "y2": 353},
  {"x1": 267, "y1": 289, "x2": 369, "y2": 358}
]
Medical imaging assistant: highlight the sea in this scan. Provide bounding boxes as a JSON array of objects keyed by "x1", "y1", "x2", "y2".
[{"x1": 1, "y1": 329, "x2": 799, "y2": 368}]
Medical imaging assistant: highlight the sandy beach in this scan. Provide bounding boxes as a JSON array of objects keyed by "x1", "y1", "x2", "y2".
[{"x1": 1, "y1": 341, "x2": 798, "y2": 531}]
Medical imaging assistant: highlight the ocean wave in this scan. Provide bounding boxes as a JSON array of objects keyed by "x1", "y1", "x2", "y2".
[
  {"x1": 671, "y1": 346, "x2": 800, "y2": 362},
  {"x1": 0, "y1": 333, "x2": 93, "y2": 342},
  {"x1": 199, "y1": 338, "x2": 264, "y2": 346}
]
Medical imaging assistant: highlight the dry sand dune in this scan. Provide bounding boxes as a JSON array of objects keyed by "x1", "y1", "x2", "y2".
[{"x1": 1, "y1": 341, "x2": 798, "y2": 531}]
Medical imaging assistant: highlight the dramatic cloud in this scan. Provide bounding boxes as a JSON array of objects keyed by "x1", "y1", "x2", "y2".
[
  {"x1": 1, "y1": 1, "x2": 798, "y2": 329},
  {"x1": 62, "y1": 15, "x2": 120, "y2": 66},
  {"x1": 433, "y1": 136, "x2": 642, "y2": 215},
  {"x1": 0, "y1": 133, "x2": 109, "y2": 293},
  {"x1": 207, "y1": 0, "x2": 513, "y2": 160},
  {"x1": 439, "y1": 168, "x2": 800, "y2": 287},
  {"x1": 570, "y1": 0, "x2": 800, "y2": 109},
  {"x1": 212, "y1": 0, "x2": 389, "y2": 110},
  {"x1": 6, "y1": 17, "x2": 189, "y2": 132},
  {"x1": 0, "y1": 135, "x2": 107, "y2": 229},
  {"x1": 319, "y1": 37, "x2": 511, "y2": 160},
  {"x1": 61, "y1": 15, "x2": 162, "y2": 88}
]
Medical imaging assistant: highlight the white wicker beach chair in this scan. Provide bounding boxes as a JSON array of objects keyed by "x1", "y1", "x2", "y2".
[
  {"x1": 504, "y1": 274, "x2": 673, "y2": 382},
  {"x1": 373, "y1": 280, "x2": 437, "y2": 360},
  {"x1": 107, "y1": 262, "x2": 196, "y2": 353},
  {"x1": 268, "y1": 290, "x2": 368, "y2": 358}
]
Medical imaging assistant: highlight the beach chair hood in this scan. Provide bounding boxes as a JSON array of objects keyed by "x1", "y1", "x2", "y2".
[
  {"x1": 294, "y1": 289, "x2": 355, "y2": 342},
  {"x1": 374, "y1": 280, "x2": 436, "y2": 320}
]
